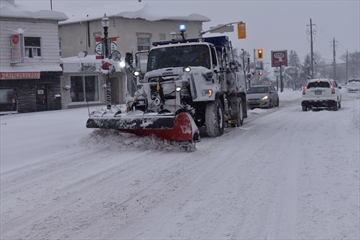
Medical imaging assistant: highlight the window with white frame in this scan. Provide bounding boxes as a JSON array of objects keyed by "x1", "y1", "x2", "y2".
[
  {"x1": 70, "y1": 75, "x2": 99, "y2": 102},
  {"x1": 24, "y1": 37, "x2": 41, "y2": 58},
  {"x1": 137, "y1": 33, "x2": 151, "y2": 51}
]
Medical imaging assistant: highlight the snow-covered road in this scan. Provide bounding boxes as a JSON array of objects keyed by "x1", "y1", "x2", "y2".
[{"x1": 1, "y1": 90, "x2": 359, "y2": 239}]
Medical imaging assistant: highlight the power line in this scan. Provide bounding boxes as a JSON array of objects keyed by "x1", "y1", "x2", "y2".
[
  {"x1": 316, "y1": 26, "x2": 333, "y2": 40},
  {"x1": 337, "y1": 41, "x2": 348, "y2": 52},
  {"x1": 315, "y1": 34, "x2": 332, "y2": 43}
]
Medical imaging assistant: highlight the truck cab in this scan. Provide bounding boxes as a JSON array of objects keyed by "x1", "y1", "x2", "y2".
[{"x1": 129, "y1": 35, "x2": 247, "y2": 136}]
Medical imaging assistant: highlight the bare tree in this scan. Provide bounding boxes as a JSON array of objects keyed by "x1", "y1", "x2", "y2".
[
  {"x1": 340, "y1": 51, "x2": 360, "y2": 80},
  {"x1": 302, "y1": 52, "x2": 327, "y2": 79}
]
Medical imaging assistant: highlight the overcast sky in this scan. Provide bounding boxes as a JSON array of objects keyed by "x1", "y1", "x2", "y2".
[{"x1": 17, "y1": 0, "x2": 359, "y2": 66}]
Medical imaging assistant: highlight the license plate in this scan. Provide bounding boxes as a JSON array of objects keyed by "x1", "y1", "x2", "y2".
[{"x1": 315, "y1": 90, "x2": 322, "y2": 95}]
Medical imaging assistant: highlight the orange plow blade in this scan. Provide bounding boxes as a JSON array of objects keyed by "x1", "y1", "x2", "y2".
[{"x1": 86, "y1": 111, "x2": 200, "y2": 142}]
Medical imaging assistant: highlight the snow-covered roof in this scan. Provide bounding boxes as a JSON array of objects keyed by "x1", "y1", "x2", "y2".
[
  {"x1": 60, "y1": 2, "x2": 210, "y2": 25},
  {"x1": 1, "y1": 64, "x2": 62, "y2": 72},
  {"x1": 61, "y1": 54, "x2": 101, "y2": 64},
  {"x1": 0, "y1": 0, "x2": 68, "y2": 21},
  {"x1": 61, "y1": 54, "x2": 126, "y2": 73}
]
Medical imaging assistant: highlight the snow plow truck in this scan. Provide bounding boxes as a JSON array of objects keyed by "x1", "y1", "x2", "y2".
[{"x1": 86, "y1": 27, "x2": 247, "y2": 150}]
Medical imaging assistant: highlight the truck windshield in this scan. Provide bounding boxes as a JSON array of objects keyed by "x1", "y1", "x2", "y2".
[{"x1": 146, "y1": 45, "x2": 210, "y2": 71}]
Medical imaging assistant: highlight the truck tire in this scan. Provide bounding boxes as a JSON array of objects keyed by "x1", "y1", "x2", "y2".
[
  {"x1": 236, "y1": 98, "x2": 244, "y2": 127},
  {"x1": 333, "y1": 102, "x2": 338, "y2": 111},
  {"x1": 205, "y1": 98, "x2": 224, "y2": 137}
]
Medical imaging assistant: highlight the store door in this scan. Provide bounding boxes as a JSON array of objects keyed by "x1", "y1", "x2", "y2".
[{"x1": 36, "y1": 84, "x2": 48, "y2": 111}]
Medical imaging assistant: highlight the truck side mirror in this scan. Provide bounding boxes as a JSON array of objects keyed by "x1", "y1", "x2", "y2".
[
  {"x1": 229, "y1": 61, "x2": 238, "y2": 71},
  {"x1": 203, "y1": 70, "x2": 213, "y2": 81},
  {"x1": 125, "y1": 52, "x2": 133, "y2": 65}
]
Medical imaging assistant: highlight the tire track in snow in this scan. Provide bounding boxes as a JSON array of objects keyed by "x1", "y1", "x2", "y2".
[
  {"x1": 106, "y1": 103, "x2": 304, "y2": 239},
  {"x1": 1, "y1": 96, "x2": 358, "y2": 239}
]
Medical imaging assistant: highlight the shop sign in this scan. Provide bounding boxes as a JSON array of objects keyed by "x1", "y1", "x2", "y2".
[
  {"x1": 0, "y1": 72, "x2": 40, "y2": 79},
  {"x1": 10, "y1": 34, "x2": 24, "y2": 63},
  {"x1": 271, "y1": 50, "x2": 288, "y2": 67}
]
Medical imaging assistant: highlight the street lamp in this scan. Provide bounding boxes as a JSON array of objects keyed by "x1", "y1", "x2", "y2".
[
  {"x1": 101, "y1": 13, "x2": 111, "y2": 110},
  {"x1": 170, "y1": 29, "x2": 176, "y2": 41}
]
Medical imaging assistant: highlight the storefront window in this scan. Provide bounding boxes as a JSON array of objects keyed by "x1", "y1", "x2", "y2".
[
  {"x1": 0, "y1": 89, "x2": 16, "y2": 103},
  {"x1": 70, "y1": 75, "x2": 99, "y2": 102},
  {"x1": 0, "y1": 88, "x2": 17, "y2": 112}
]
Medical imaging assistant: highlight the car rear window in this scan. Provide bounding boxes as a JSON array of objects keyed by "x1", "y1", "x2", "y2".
[{"x1": 307, "y1": 81, "x2": 330, "y2": 88}]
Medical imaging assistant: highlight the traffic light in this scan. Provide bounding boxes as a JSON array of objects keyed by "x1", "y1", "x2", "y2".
[
  {"x1": 257, "y1": 48, "x2": 263, "y2": 59},
  {"x1": 259, "y1": 71, "x2": 263, "y2": 76},
  {"x1": 237, "y1": 22, "x2": 246, "y2": 39}
]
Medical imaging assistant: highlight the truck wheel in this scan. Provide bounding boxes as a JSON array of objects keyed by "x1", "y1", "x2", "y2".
[
  {"x1": 205, "y1": 98, "x2": 224, "y2": 137},
  {"x1": 236, "y1": 98, "x2": 244, "y2": 127},
  {"x1": 333, "y1": 102, "x2": 338, "y2": 111}
]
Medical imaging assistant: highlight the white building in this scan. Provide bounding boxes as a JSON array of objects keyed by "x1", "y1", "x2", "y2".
[
  {"x1": 0, "y1": 0, "x2": 68, "y2": 113},
  {"x1": 58, "y1": 2, "x2": 210, "y2": 109},
  {"x1": 0, "y1": 0, "x2": 211, "y2": 111}
]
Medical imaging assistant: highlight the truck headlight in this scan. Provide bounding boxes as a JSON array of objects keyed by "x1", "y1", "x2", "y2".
[
  {"x1": 202, "y1": 89, "x2": 213, "y2": 97},
  {"x1": 183, "y1": 66, "x2": 191, "y2": 72}
]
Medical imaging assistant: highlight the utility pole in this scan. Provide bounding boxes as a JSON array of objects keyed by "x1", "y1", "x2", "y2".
[
  {"x1": 353, "y1": 54, "x2": 356, "y2": 78},
  {"x1": 332, "y1": 37, "x2": 337, "y2": 80},
  {"x1": 247, "y1": 53, "x2": 250, "y2": 87},
  {"x1": 307, "y1": 18, "x2": 315, "y2": 78},
  {"x1": 280, "y1": 61, "x2": 283, "y2": 92},
  {"x1": 253, "y1": 49, "x2": 257, "y2": 84},
  {"x1": 346, "y1": 50, "x2": 348, "y2": 81}
]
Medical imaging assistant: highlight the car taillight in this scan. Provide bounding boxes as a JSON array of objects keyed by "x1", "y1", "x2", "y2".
[
  {"x1": 302, "y1": 86, "x2": 307, "y2": 95},
  {"x1": 331, "y1": 86, "x2": 335, "y2": 94}
]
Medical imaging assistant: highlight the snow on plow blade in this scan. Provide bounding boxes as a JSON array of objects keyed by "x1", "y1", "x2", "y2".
[{"x1": 86, "y1": 111, "x2": 200, "y2": 142}]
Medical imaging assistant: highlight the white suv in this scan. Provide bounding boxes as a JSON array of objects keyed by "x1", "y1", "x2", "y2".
[
  {"x1": 347, "y1": 78, "x2": 360, "y2": 92},
  {"x1": 301, "y1": 78, "x2": 342, "y2": 111}
]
